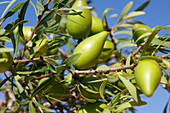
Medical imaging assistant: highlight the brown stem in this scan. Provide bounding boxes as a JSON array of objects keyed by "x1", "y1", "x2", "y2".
[
  {"x1": 20, "y1": 0, "x2": 51, "y2": 59},
  {"x1": 31, "y1": 73, "x2": 55, "y2": 81},
  {"x1": 58, "y1": 48, "x2": 70, "y2": 58},
  {"x1": 14, "y1": 55, "x2": 58, "y2": 64},
  {"x1": 161, "y1": 53, "x2": 170, "y2": 59},
  {"x1": 70, "y1": 65, "x2": 136, "y2": 75}
]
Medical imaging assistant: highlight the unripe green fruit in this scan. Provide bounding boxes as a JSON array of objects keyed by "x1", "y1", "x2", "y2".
[
  {"x1": 132, "y1": 24, "x2": 151, "y2": 46},
  {"x1": 0, "y1": 45, "x2": 13, "y2": 73},
  {"x1": 14, "y1": 26, "x2": 36, "y2": 44},
  {"x1": 97, "y1": 39, "x2": 114, "y2": 63},
  {"x1": 38, "y1": 77, "x2": 66, "y2": 99},
  {"x1": 135, "y1": 60, "x2": 161, "y2": 97},
  {"x1": 66, "y1": 0, "x2": 92, "y2": 39},
  {"x1": 90, "y1": 16, "x2": 107, "y2": 36},
  {"x1": 77, "y1": 101, "x2": 106, "y2": 113},
  {"x1": 73, "y1": 31, "x2": 109, "y2": 69}
]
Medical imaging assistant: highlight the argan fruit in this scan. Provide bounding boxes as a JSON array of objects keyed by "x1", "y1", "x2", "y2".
[
  {"x1": 90, "y1": 16, "x2": 107, "y2": 36},
  {"x1": 135, "y1": 60, "x2": 161, "y2": 97},
  {"x1": 14, "y1": 26, "x2": 36, "y2": 44},
  {"x1": 72, "y1": 31, "x2": 109, "y2": 69},
  {"x1": 0, "y1": 45, "x2": 13, "y2": 73},
  {"x1": 77, "y1": 101, "x2": 106, "y2": 113},
  {"x1": 97, "y1": 39, "x2": 114, "y2": 63},
  {"x1": 66, "y1": 0, "x2": 92, "y2": 39}
]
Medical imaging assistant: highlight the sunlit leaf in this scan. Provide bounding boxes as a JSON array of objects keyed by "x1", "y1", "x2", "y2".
[
  {"x1": 29, "y1": 102, "x2": 36, "y2": 113},
  {"x1": 124, "y1": 11, "x2": 145, "y2": 19},
  {"x1": 118, "y1": 74, "x2": 138, "y2": 102}
]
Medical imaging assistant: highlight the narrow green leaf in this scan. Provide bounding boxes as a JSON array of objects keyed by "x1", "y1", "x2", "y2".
[
  {"x1": 142, "y1": 25, "x2": 168, "y2": 55},
  {"x1": 0, "y1": 47, "x2": 13, "y2": 52},
  {"x1": 114, "y1": 1, "x2": 133, "y2": 29},
  {"x1": 29, "y1": 102, "x2": 36, "y2": 113},
  {"x1": 99, "y1": 80, "x2": 108, "y2": 102},
  {"x1": 30, "y1": 0, "x2": 37, "y2": 15},
  {"x1": 32, "y1": 76, "x2": 55, "y2": 98},
  {"x1": 124, "y1": 11, "x2": 145, "y2": 19},
  {"x1": 102, "y1": 8, "x2": 114, "y2": 24},
  {"x1": 62, "y1": 53, "x2": 81, "y2": 68},
  {"x1": 118, "y1": 74, "x2": 138, "y2": 102},
  {"x1": 33, "y1": 101, "x2": 49, "y2": 111},
  {"x1": 96, "y1": 65, "x2": 110, "y2": 71},
  {"x1": 115, "y1": 100, "x2": 147, "y2": 112},
  {"x1": 36, "y1": 1, "x2": 44, "y2": 11},
  {"x1": 36, "y1": 9, "x2": 57, "y2": 30},
  {"x1": 107, "y1": 92, "x2": 121, "y2": 109},
  {"x1": 46, "y1": 96, "x2": 67, "y2": 103},
  {"x1": 125, "y1": 54, "x2": 132, "y2": 73},
  {"x1": 0, "y1": 36, "x2": 11, "y2": 42},
  {"x1": 0, "y1": 78, "x2": 8, "y2": 88},
  {"x1": 135, "y1": 0, "x2": 150, "y2": 11},
  {"x1": 0, "y1": 106, "x2": 8, "y2": 112},
  {"x1": 114, "y1": 30, "x2": 132, "y2": 36},
  {"x1": 162, "y1": 59, "x2": 170, "y2": 69},
  {"x1": 14, "y1": 76, "x2": 24, "y2": 94},
  {"x1": 3, "y1": 1, "x2": 25, "y2": 19},
  {"x1": 18, "y1": 0, "x2": 30, "y2": 39},
  {"x1": 2, "y1": 0, "x2": 16, "y2": 18},
  {"x1": 44, "y1": 58, "x2": 58, "y2": 66}
]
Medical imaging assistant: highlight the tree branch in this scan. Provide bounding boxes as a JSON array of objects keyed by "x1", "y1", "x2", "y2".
[
  {"x1": 20, "y1": 0, "x2": 52, "y2": 59},
  {"x1": 69, "y1": 65, "x2": 136, "y2": 75},
  {"x1": 58, "y1": 48, "x2": 70, "y2": 58},
  {"x1": 14, "y1": 55, "x2": 58, "y2": 64}
]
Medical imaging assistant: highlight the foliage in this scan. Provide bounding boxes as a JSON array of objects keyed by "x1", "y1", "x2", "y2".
[{"x1": 0, "y1": 0, "x2": 169, "y2": 113}]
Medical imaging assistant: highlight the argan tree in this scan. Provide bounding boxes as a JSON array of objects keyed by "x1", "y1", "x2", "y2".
[{"x1": 0, "y1": 0, "x2": 170, "y2": 113}]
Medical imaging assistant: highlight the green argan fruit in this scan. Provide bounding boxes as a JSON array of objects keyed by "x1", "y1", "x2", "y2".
[
  {"x1": 73, "y1": 31, "x2": 109, "y2": 69},
  {"x1": 38, "y1": 77, "x2": 66, "y2": 99},
  {"x1": 0, "y1": 45, "x2": 13, "y2": 73},
  {"x1": 90, "y1": 16, "x2": 107, "y2": 36},
  {"x1": 135, "y1": 60, "x2": 161, "y2": 97},
  {"x1": 14, "y1": 26, "x2": 36, "y2": 44},
  {"x1": 77, "y1": 101, "x2": 106, "y2": 113},
  {"x1": 132, "y1": 24, "x2": 151, "y2": 46},
  {"x1": 66, "y1": 0, "x2": 92, "y2": 39},
  {"x1": 97, "y1": 39, "x2": 114, "y2": 63}
]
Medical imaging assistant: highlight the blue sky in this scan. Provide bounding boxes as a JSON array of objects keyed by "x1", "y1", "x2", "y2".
[{"x1": 0, "y1": 0, "x2": 170, "y2": 113}]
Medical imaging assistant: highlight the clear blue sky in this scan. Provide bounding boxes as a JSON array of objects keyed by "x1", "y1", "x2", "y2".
[{"x1": 0, "y1": 0, "x2": 170, "y2": 113}]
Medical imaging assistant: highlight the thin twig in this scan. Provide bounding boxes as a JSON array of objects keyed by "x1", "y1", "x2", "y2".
[
  {"x1": 70, "y1": 65, "x2": 136, "y2": 75},
  {"x1": 58, "y1": 48, "x2": 70, "y2": 58},
  {"x1": 161, "y1": 53, "x2": 170, "y2": 59},
  {"x1": 31, "y1": 73, "x2": 55, "y2": 81},
  {"x1": 20, "y1": 0, "x2": 51, "y2": 59},
  {"x1": 14, "y1": 55, "x2": 58, "y2": 64}
]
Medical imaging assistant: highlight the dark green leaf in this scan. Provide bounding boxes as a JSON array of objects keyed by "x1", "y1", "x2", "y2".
[
  {"x1": 3, "y1": 1, "x2": 25, "y2": 19},
  {"x1": 18, "y1": 0, "x2": 30, "y2": 39},
  {"x1": 135, "y1": 0, "x2": 150, "y2": 11},
  {"x1": 36, "y1": 9, "x2": 57, "y2": 30},
  {"x1": 0, "y1": 78, "x2": 8, "y2": 88},
  {"x1": 32, "y1": 76, "x2": 55, "y2": 98}
]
